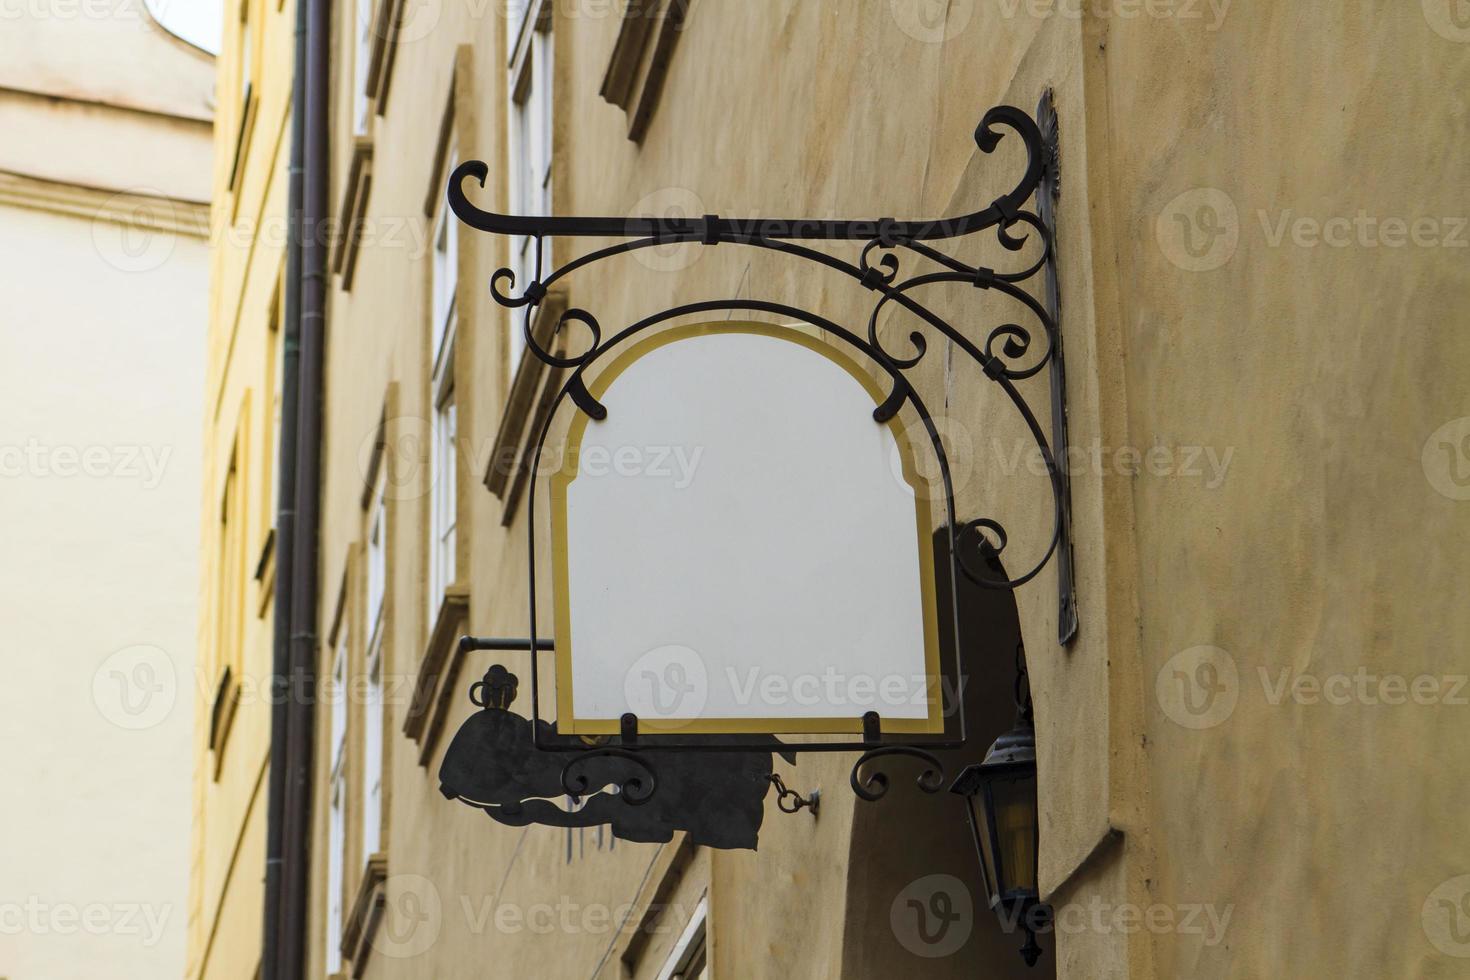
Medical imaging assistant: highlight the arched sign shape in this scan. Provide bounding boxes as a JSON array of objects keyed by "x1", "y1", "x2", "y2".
[{"x1": 551, "y1": 322, "x2": 942, "y2": 735}]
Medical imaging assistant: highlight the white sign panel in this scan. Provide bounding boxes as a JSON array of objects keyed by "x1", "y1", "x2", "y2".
[{"x1": 551, "y1": 323, "x2": 942, "y2": 735}]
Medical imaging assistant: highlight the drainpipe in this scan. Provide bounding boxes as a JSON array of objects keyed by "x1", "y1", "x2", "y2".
[
  {"x1": 260, "y1": 0, "x2": 306, "y2": 967},
  {"x1": 279, "y1": 0, "x2": 330, "y2": 963},
  {"x1": 263, "y1": 0, "x2": 328, "y2": 969}
]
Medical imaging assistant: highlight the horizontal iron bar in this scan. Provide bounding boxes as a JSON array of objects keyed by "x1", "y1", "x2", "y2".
[
  {"x1": 459, "y1": 636, "x2": 555, "y2": 653},
  {"x1": 519, "y1": 737, "x2": 967, "y2": 754},
  {"x1": 446, "y1": 107, "x2": 1042, "y2": 243},
  {"x1": 450, "y1": 165, "x2": 1018, "y2": 240}
]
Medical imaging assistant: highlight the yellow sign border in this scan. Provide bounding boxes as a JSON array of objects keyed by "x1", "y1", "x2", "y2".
[{"x1": 550, "y1": 321, "x2": 943, "y2": 735}]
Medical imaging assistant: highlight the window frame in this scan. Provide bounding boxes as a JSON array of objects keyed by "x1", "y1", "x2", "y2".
[
  {"x1": 259, "y1": 276, "x2": 284, "y2": 566},
  {"x1": 352, "y1": 0, "x2": 376, "y2": 136},
  {"x1": 507, "y1": 0, "x2": 553, "y2": 374},
  {"x1": 324, "y1": 607, "x2": 350, "y2": 975},
  {"x1": 656, "y1": 896, "x2": 708, "y2": 980},
  {"x1": 361, "y1": 468, "x2": 387, "y2": 861},
  {"x1": 216, "y1": 454, "x2": 243, "y2": 681},
  {"x1": 208, "y1": 433, "x2": 248, "y2": 769},
  {"x1": 227, "y1": 0, "x2": 259, "y2": 194},
  {"x1": 429, "y1": 339, "x2": 457, "y2": 614},
  {"x1": 428, "y1": 168, "x2": 460, "y2": 620},
  {"x1": 239, "y1": 0, "x2": 254, "y2": 102}
]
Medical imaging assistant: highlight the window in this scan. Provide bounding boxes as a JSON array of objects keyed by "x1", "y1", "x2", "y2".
[
  {"x1": 508, "y1": 0, "x2": 553, "y2": 371},
  {"x1": 362, "y1": 473, "x2": 386, "y2": 859},
  {"x1": 353, "y1": 0, "x2": 375, "y2": 135},
  {"x1": 598, "y1": 0, "x2": 691, "y2": 142},
  {"x1": 429, "y1": 190, "x2": 458, "y2": 617},
  {"x1": 430, "y1": 147, "x2": 458, "y2": 353},
  {"x1": 228, "y1": 0, "x2": 257, "y2": 191},
  {"x1": 240, "y1": 5, "x2": 253, "y2": 110},
  {"x1": 216, "y1": 454, "x2": 245, "y2": 681},
  {"x1": 324, "y1": 621, "x2": 349, "y2": 975},
  {"x1": 209, "y1": 440, "x2": 249, "y2": 765},
  {"x1": 262, "y1": 283, "x2": 283, "y2": 544},
  {"x1": 656, "y1": 897, "x2": 707, "y2": 980}
]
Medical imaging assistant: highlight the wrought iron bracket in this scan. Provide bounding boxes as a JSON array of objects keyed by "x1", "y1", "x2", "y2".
[{"x1": 444, "y1": 92, "x2": 1076, "y2": 815}]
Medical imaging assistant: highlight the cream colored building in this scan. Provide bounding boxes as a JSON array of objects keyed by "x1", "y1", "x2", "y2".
[
  {"x1": 194, "y1": 1, "x2": 1470, "y2": 978},
  {"x1": 0, "y1": 3, "x2": 213, "y2": 979}
]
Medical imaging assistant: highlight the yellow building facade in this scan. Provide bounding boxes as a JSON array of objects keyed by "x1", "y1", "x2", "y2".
[
  {"x1": 193, "y1": 1, "x2": 1470, "y2": 978},
  {"x1": 186, "y1": 0, "x2": 295, "y2": 972}
]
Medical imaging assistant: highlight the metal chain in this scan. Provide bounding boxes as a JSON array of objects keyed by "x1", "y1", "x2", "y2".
[{"x1": 768, "y1": 773, "x2": 819, "y2": 816}]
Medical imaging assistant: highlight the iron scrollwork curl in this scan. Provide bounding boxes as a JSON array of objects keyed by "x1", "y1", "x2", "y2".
[
  {"x1": 850, "y1": 747, "x2": 949, "y2": 802},
  {"x1": 560, "y1": 748, "x2": 657, "y2": 806}
]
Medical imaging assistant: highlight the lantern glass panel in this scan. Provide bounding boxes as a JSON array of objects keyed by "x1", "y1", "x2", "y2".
[
  {"x1": 989, "y1": 771, "x2": 1038, "y2": 897},
  {"x1": 971, "y1": 791, "x2": 1000, "y2": 905}
]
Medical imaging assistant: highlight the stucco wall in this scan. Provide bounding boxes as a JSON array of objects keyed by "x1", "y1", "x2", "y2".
[
  {"x1": 0, "y1": 201, "x2": 208, "y2": 979},
  {"x1": 1085, "y1": 2, "x2": 1470, "y2": 976},
  {"x1": 305, "y1": 2, "x2": 1109, "y2": 976},
  {"x1": 197, "y1": 1, "x2": 1470, "y2": 978},
  {"x1": 0, "y1": 4, "x2": 212, "y2": 977},
  {"x1": 184, "y1": 0, "x2": 293, "y2": 970}
]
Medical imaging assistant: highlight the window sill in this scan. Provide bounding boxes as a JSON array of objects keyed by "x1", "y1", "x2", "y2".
[
  {"x1": 483, "y1": 287, "x2": 568, "y2": 521},
  {"x1": 598, "y1": 0, "x2": 691, "y2": 143},
  {"x1": 227, "y1": 86, "x2": 258, "y2": 194},
  {"x1": 208, "y1": 666, "x2": 240, "y2": 780},
  {"x1": 254, "y1": 527, "x2": 276, "y2": 618},
  {"x1": 333, "y1": 139, "x2": 374, "y2": 290},
  {"x1": 403, "y1": 584, "x2": 471, "y2": 765},
  {"x1": 340, "y1": 852, "x2": 388, "y2": 977}
]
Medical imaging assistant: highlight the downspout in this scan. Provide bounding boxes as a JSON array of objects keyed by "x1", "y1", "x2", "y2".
[
  {"x1": 260, "y1": 0, "x2": 306, "y2": 968},
  {"x1": 280, "y1": 0, "x2": 331, "y2": 967},
  {"x1": 264, "y1": 0, "x2": 328, "y2": 970}
]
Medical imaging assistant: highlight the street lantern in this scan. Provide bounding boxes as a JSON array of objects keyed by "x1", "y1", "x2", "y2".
[{"x1": 950, "y1": 644, "x2": 1049, "y2": 966}]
